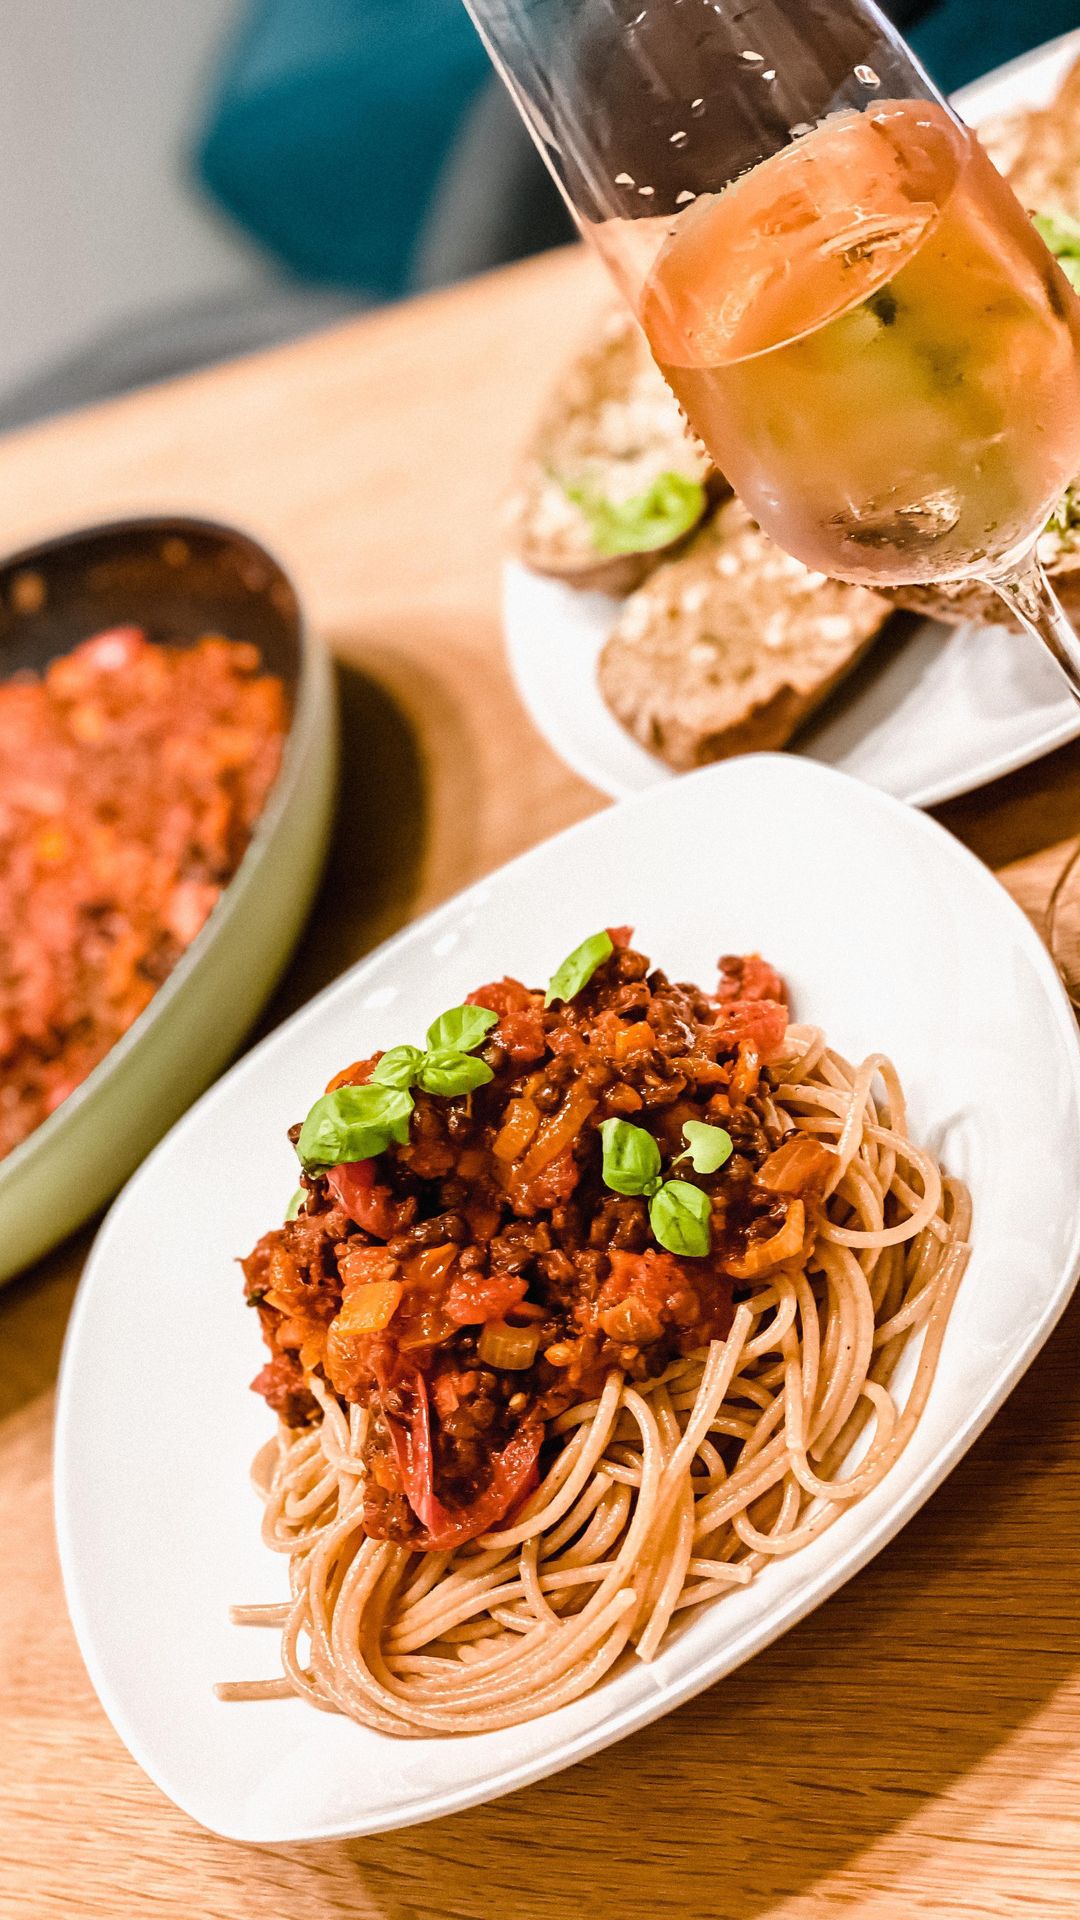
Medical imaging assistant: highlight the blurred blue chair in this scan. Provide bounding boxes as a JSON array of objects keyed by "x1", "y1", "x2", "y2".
[
  {"x1": 198, "y1": 0, "x2": 495, "y2": 300},
  {"x1": 196, "y1": 0, "x2": 1080, "y2": 299}
]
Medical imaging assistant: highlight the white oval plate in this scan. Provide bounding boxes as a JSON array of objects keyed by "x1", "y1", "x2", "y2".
[
  {"x1": 505, "y1": 30, "x2": 1080, "y2": 806},
  {"x1": 56, "y1": 754, "x2": 1080, "y2": 1842}
]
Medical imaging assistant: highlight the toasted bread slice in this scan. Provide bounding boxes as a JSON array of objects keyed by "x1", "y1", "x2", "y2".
[
  {"x1": 598, "y1": 499, "x2": 891, "y2": 769},
  {"x1": 886, "y1": 500, "x2": 1080, "y2": 629},
  {"x1": 997, "y1": 51, "x2": 1080, "y2": 218},
  {"x1": 976, "y1": 107, "x2": 1038, "y2": 181},
  {"x1": 505, "y1": 308, "x2": 721, "y2": 594}
]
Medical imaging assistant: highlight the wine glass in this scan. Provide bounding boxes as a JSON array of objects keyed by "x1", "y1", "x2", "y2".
[{"x1": 461, "y1": 0, "x2": 1080, "y2": 994}]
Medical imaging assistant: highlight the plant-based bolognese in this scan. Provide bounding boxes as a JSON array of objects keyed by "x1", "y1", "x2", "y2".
[
  {"x1": 222, "y1": 930, "x2": 970, "y2": 1735},
  {"x1": 0, "y1": 625, "x2": 287, "y2": 1159}
]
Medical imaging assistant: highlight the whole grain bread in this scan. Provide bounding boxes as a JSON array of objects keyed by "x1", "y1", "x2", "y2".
[
  {"x1": 885, "y1": 513, "x2": 1080, "y2": 629},
  {"x1": 504, "y1": 308, "x2": 720, "y2": 594},
  {"x1": 598, "y1": 499, "x2": 892, "y2": 769},
  {"x1": 996, "y1": 51, "x2": 1080, "y2": 218}
]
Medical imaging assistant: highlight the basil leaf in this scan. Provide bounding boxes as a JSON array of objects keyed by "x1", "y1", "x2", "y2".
[
  {"x1": 371, "y1": 1044, "x2": 424, "y2": 1090},
  {"x1": 1034, "y1": 209, "x2": 1080, "y2": 260},
  {"x1": 285, "y1": 1186, "x2": 306, "y2": 1221},
  {"x1": 1049, "y1": 482, "x2": 1080, "y2": 535},
  {"x1": 599, "y1": 1116, "x2": 661, "y2": 1197},
  {"x1": 416, "y1": 1049, "x2": 495, "y2": 1097},
  {"x1": 674, "y1": 1120, "x2": 733, "y2": 1176},
  {"x1": 297, "y1": 1083, "x2": 413, "y2": 1168},
  {"x1": 546, "y1": 930, "x2": 614, "y2": 1007},
  {"x1": 566, "y1": 470, "x2": 706, "y2": 557},
  {"x1": 425, "y1": 1005, "x2": 499, "y2": 1055},
  {"x1": 649, "y1": 1180, "x2": 712, "y2": 1258},
  {"x1": 1034, "y1": 211, "x2": 1080, "y2": 288}
]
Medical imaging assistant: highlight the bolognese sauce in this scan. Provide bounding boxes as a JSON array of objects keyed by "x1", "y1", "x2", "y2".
[
  {"x1": 243, "y1": 934, "x2": 837, "y2": 1554},
  {"x1": 0, "y1": 625, "x2": 287, "y2": 1158}
]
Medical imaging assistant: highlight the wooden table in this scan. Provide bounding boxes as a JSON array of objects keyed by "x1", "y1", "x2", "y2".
[{"x1": 3, "y1": 246, "x2": 1080, "y2": 1920}]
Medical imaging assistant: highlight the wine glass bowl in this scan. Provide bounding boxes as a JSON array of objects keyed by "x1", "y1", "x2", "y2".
[
  {"x1": 465, "y1": 0, "x2": 1080, "y2": 690},
  {"x1": 634, "y1": 99, "x2": 1080, "y2": 589}
]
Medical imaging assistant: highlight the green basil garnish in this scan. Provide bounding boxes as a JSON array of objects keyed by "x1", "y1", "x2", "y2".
[
  {"x1": 598, "y1": 1118, "x2": 713, "y2": 1256},
  {"x1": 599, "y1": 1117, "x2": 662, "y2": 1197},
  {"x1": 370, "y1": 1007, "x2": 498, "y2": 1099},
  {"x1": 371, "y1": 1044, "x2": 424, "y2": 1090},
  {"x1": 566, "y1": 470, "x2": 706, "y2": 557},
  {"x1": 297, "y1": 1002, "x2": 500, "y2": 1172},
  {"x1": 285, "y1": 1186, "x2": 306, "y2": 1221},
  {"x1": 673, "y1": 1120, "x2": 733, "y2": 1175},
  {"x1": 649, "y1": 1180, "x2": 712, "y2": 1258},
  {"x1": 415, "y1": 1050, "x2": 495, "y2": 1098},
  {"x1": 425, "y1": 1005, "x2": 498, "y2": 1054},
  {"x1": 1034, "y1": 209, "x2": 1080, "y2": 291},
  {"x1": 297, "y1": 1083, "x2": 414, "y2": 1168},
  {"x1": 546, "y1": 930, "x2": 614, "y2": 1007}
]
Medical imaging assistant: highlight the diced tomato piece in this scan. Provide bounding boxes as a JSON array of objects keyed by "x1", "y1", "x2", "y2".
[
  {"x1": 338, "y1": 1244, "x2": 399, "y2": 1289},
  {"x1": 513, "y1": 1143, "x2": 581, "y2": 1212},
  {"x1": 495, "y1": 1006, "x2": 546, "y2": 1064},
  {"x1": 716, "y1": 953, "x2": 787, "y2": 1006},
  {"x1": 325, "y1": 1054, "x2": 379, "y2": 1092},
  {"x1": 465, "y1": 977, "x2": 539, "y2": 1017},
  {"x1": 373, "y1": 1355, "x2": 542, "y2": 1549},
  {"x1": 250, "y1": 1354, "x2": 316, "y2": 1425},
  {"x1": 596, "y1": 1247, "x2": 734, "y2": 1347},
  {"x1": 714, "y1": 998, "x2": 788, "y2": 1063},
  {"x1": 443, "y1": 1270, "x2": 528, "y2": 1326},
  {"x1": 607, "y1": 924, "x2": 634, "y2": 950},
  {"x1": 325, "y1": 1161, "x2": 397, "y2": 1238}
]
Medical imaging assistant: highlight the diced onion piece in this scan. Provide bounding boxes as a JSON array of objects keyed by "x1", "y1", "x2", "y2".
[
  {"x1": 518, "y1": 1085, "x2": 597, "y2": 1181},
  {"x1": 598, "y1": 1295, "x2": 663, "y2": 1343},
  {"x1": 406, "y1": 1244, "x2": 459, "y2": 1291},
  {"x1": 477, "y1": 1321, "x2": 541, "y2": 1370},
  {"x1": 333, "y1": 1279, "x2": 403, "y2": 1334},
  {"x1": 724, "y1": 1200, "x2": 806, "y2": 1279},
  {"x1": 493, "y1": 1096, "x2": 541, "y2": 1163},
  {"x1": 757, "y1": 1136, "x2": 836, "y2": 1195},
  {"x1": 614, "y1": 1020, "x2": 655, "y2": 1060}
]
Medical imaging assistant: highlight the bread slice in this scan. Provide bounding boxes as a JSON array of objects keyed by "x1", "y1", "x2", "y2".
[
  {"x1": 976, "y1": 107, "x2": 1039, "y2": 182},
  {"x1": 505, "y1": 308, "x2": 721, "y2": 594},
  {"x1": 598, "y1": 499, "x2": 892, "y2": 769},
  {"x1": 885, "y1": 506, "x2": 1080, "y2": 629},
  {"x1": 996, "y1": 51, "x2": 1080, "y2": 219}
]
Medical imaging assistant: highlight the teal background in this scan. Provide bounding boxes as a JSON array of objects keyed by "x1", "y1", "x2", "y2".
[{"x1": 197, "y1": 1, "x2": 1080, "y2": 300}]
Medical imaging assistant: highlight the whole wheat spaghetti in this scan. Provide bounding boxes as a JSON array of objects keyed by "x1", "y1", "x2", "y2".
[{"x1": 220, "y1": 939, "x2": 970, "y2": 1735}]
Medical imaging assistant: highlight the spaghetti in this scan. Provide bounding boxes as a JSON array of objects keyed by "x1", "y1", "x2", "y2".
[{"x1": 221, "y1": 940, "x2": 970, "y2": 1735}]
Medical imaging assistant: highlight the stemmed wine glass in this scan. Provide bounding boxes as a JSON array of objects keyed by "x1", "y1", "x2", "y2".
[{"x1": 461, "y1": 0, "x2": 1080, "y2": 995}]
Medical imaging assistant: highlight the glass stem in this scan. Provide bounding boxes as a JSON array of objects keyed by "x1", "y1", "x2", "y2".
[{"x1": 982, "y1": 548, "x2": 1080, "y2": 705}]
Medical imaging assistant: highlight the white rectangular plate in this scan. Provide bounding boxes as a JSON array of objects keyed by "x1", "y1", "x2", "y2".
[{"x1": 55, "y1": 754, "x2": 1080, "y2": 1841}]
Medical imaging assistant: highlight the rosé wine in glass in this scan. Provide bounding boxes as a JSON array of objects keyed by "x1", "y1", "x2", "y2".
[{"x1": 638, "y1": 99, "x2": 1080, "y2": 587}]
